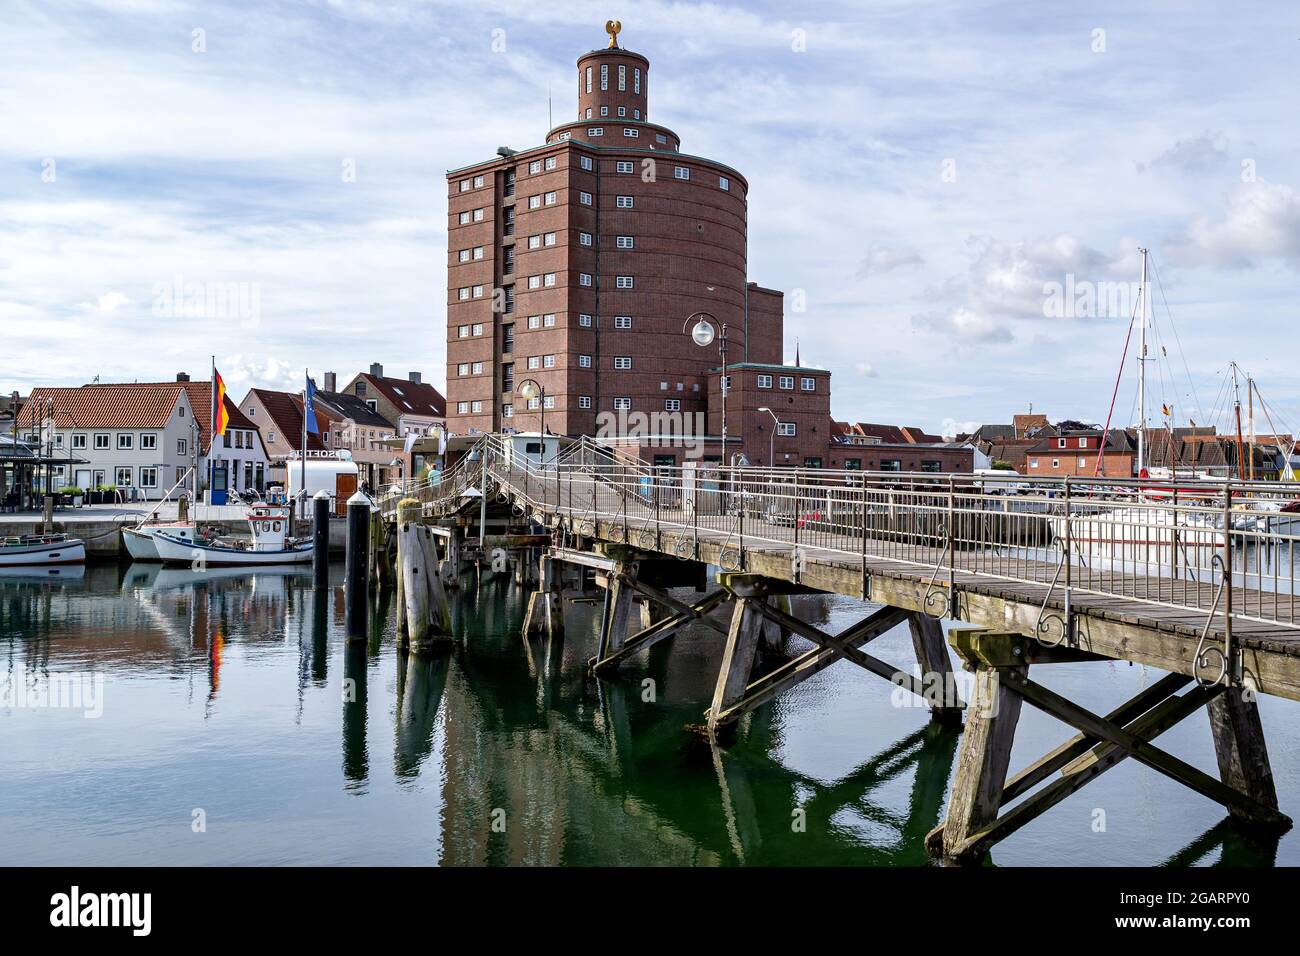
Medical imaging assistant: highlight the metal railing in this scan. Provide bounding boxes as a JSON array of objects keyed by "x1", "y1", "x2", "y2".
[{"x1": 384, "y1": 439, "x2": 1300, "y2": 663}]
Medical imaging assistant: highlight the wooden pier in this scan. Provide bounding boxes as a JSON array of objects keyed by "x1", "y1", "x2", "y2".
[{"x1": 366, "y1": 435, "x2": 1299, "y2": 863}]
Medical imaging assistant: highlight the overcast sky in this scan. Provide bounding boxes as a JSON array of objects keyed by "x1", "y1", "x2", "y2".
[{"x1": 3, "y1": 0, "x2": 1298, "y2": 437}]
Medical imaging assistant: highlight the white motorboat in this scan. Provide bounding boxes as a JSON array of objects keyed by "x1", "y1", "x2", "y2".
[
  {"x1": 152, "y1": 503, "x2": 312, "y2": 567},
  {"x1": 122, "y1": 521, "x2": 198, "y2": 561},
  {"x1": 0, "y1": 533, "x2": 87, "y2": 567}
]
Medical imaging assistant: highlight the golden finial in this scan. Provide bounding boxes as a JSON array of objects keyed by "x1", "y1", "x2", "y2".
[{"x1": 605, "y1": 19, "x2": 621, "y2": 49}]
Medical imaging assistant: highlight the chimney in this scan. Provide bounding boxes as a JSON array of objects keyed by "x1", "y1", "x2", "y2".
[
  {"x1": 408, "y1": 371, "x2": 422, "y2": 384},
  {"x1": 324, "y1": 371, "x2": 336, "y2": 392},
  {"x1": 176, "y1": 372, "x2": 190, "y2": 382},
  {"x1": 369, "y1": 362, "x2": 384, "y2": 379}
]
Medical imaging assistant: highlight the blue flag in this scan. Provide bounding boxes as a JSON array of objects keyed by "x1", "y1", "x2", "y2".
[{"x1": 304, "y1": 374, "x2": 320, "y2": 434}]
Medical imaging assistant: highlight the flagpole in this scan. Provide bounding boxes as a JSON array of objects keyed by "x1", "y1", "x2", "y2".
[
  {"x1": 301, "y1": 368, "x2": 308, "y2": 522},
  {"x1": 208, "y1": 355, "x2": 216, "y2": 506}
]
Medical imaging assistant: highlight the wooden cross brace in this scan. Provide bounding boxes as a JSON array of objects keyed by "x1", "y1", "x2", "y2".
[
  {"x1": 707, "y1": 603, "x2": 911, "y2": 730},
  {"x1": 930, "y1": 631, "x2": 1292, "y2": 863},
  {"x1": 588, "y1": 579, "x2": 730, "y2": 674}
]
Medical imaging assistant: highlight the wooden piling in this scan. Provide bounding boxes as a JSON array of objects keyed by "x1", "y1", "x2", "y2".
[
  {"x1": 939, "y1": 662, "x2": 1025, "y2": 862},
  {"x1": 1207, "y1": 684, "x2": 1282, "y2": 821},
  {"x1": 707, "y1": 596, "x2": 765, "y2": 734},
  {"x1": 524, "y1": 554, "x2": 566, "y2": 641},
  {"x1": 595, "y1": 566, "x2": 637, "y2": 663},
  {"x1": 907, "y1": 612, "x2": 963, "y2": 726},
  {"x1": 439, "y1": 531, "x2": 461, "y2": 589}
]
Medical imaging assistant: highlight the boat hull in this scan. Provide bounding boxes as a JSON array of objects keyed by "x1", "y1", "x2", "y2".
[
  {"x1": 123, "y1": 524, "x2": 196, "y2": 561},
  {"x1": 0, "y1": 538, "x2": 87, "y2": 567},
  {"x1": 152, "y1": 532, "x2": 312, "y2": 567}
]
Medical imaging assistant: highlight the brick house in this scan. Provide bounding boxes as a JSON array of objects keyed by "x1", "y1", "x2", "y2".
[{"x1": 1025, "y1": 429, "x2": 1135, "y2": 478}]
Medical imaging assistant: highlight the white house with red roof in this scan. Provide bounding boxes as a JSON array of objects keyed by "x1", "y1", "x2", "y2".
[{"x1": 16, "y1": 375, "x2": 269, "y2": 500}]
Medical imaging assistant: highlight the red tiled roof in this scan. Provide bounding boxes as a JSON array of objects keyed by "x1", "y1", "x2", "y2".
[
  {"x1": 17, "y1": 385, "x2": 185, "y2": 431},
  {"x1": 360, "y1": 374, "x2": 446, "y2": 417},
  {"x1": 244, "y1": 388, "x2": 330, "y2": 451}
]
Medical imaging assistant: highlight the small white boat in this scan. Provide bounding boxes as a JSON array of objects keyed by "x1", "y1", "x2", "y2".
[
  {"x1": 0, "y1": 533, "x2": 87, "y2": 567},
  {"x1": 123, "y1": 522, "x2": 198, "y2": 561},
  {"x1": 152, "y1": 503, "x2": 312, "y2": 567}
]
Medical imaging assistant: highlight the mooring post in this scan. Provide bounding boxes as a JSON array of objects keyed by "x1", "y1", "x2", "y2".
[
  {"x1": 312, "y1": 489, "x2": 330, "y2": 590},
  {"x1": 178, "y1": 493, "x2": 189, "y2": 524},
  {"x1": 344, "y1": 491, "x2": 371, "y2": 641},
  {"x1": 397, "y1": 498, "x2": 453, "y2": 653}
]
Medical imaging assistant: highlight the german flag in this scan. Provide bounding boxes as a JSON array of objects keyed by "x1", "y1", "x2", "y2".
[{"x1": 213, "y1": 368, "x2": 230, "y2": 438}]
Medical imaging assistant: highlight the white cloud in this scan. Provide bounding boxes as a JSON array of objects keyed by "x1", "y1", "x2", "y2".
[
  {"x1": 1168, "y1": 180, "x2": 1300, "y2": 270},
  {"x1": 1141, "y1": 131, "x2": 1230, "y2": 174},
  {"x1": 857, "y1": 243, "x2": 923, "y2": 280}
]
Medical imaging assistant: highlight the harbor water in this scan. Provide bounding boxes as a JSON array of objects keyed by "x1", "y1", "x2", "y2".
[{"x1": 2, "y1": 562, "x2": 1298, "y2": 866}]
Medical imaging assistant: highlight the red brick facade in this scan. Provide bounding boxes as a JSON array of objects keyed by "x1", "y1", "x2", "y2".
[{"x1": 445, "y1": 32, "x2": 782, "y2": 443}]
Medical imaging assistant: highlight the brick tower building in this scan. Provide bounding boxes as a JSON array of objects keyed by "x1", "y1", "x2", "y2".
[{"x1": 446, "y1": 23, "x2": 824, "y2": 465}]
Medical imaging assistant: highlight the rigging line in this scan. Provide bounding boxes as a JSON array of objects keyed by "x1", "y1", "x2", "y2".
[
  {"x1": 1093, "y1": 298, "x2": 1141, "y2": 477},
  {"x1": 1148, "y1": 253, "x2": 1205, "y2": 425}
]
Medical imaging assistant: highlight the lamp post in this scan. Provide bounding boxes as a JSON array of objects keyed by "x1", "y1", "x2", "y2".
[
  {"x1": 683, "y1": 312, "x2": 728, "y2": 463},
  {"x1": 516, "y1": 378, "x2": 546, "y2": 462},
  {"x1": 758, "y1": 406, "x2": 780, "y2": 468}
]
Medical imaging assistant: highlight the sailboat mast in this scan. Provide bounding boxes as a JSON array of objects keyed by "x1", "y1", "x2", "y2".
[
  {"x1": 1231, "y1": 363, "x2": 1246, "y2": 480},
  {"x1": 1137, "y1": 247, "x2": 1148, "y2": 475},
  {"x1": 1247, "y1": 375, "x2": 1256, "y2": 481}
]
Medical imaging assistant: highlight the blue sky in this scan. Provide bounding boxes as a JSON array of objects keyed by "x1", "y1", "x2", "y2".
[{"x1": 2, "y1": 0, "x2": 1298, "y2": 437}]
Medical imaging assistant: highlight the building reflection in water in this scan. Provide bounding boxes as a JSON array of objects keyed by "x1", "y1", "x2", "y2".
[{"x1": 5, "y1": 566, "x2": 1276, "y2": 866}]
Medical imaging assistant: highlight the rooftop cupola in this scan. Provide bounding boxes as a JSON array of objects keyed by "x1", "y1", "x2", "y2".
[{"x1": 576, "y1": 20, "x2": 649, "y2": 123}]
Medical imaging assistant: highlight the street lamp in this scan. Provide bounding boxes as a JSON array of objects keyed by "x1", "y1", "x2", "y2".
[
  {"x1": 758, "y1": 406, "x2": 780, "y2": 468},
  {"x1": 516, "y1": 378, "x2": 546, "y2": 460},
  {"x1": 683, "y1": 312, "x2": 729, "y2": 463}
]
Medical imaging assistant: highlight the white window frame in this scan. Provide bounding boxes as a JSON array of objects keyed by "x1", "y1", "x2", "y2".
[
  {"x1": 614, "y1": 356, "x2": 632, "y2": 370},
  {"x1": 615, "y1": 275, "x2": 633, "y2": 289},
  {"x1": 614, "y1": 315, "x2": 632, "y2": 329},
  {"x1": 616, "y1": 235, "x2": 634, "y2": 249},
  {"x1": 616, "y1": 195, "x2": 634, "y2": 208}
]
